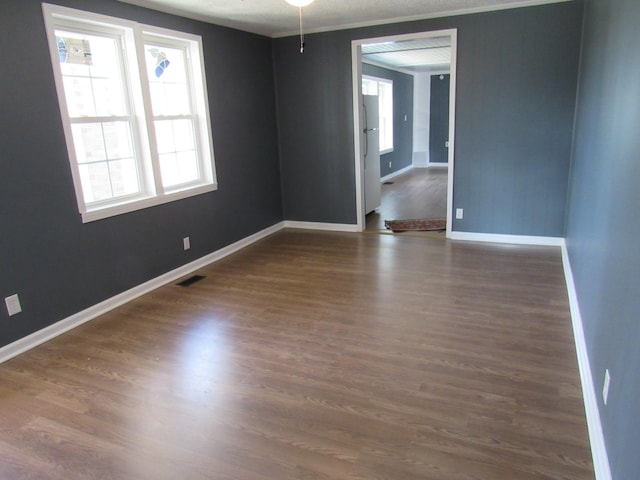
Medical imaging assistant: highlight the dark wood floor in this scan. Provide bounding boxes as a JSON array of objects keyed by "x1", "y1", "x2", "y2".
[
  {"x1": 366, "y1": 167, "x2": 448, "y2": 232},
  {"x1": 0, "y1": 230, "x2": 594, "y2": 479}
]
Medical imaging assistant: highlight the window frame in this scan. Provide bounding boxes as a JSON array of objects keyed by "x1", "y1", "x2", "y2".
[
  {"x1": 43, "y1": 3, "x2": 217, "y2": 223},
  {"x1": 362, "y1": 75, "x2": 394, "y2": 155}
]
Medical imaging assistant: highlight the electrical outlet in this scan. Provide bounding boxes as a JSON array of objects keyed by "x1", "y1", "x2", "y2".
[
  {"x1": 183, "y1": 237, "x2": 191, "y2": 251},
  {"x1": 603, "y1": 369, "x2": 611, "y2": 405},
  {"x1": 5, "y1": 294, "x2": 22, "y2": 316},
  {"x1": 456, "y1": 208, "x2": 464, "y2": 219},
  {"x1": 388, "y1": 161, "x2": 392, "y2": 168}
]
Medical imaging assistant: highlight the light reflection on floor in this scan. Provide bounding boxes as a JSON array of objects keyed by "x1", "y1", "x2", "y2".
[{"x1": 178, "y1": 318, "x2": 231, "y2": 401}]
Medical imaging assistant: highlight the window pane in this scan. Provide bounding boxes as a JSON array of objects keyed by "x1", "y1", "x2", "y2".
[
  {"x1": 154, "y1": 120, "x2": 175, "y2": 154},
  {"x1": 72, "y1": 121, "x2": 141, "y2": 203},
  {"x1": 378, "y1": 81, "x2": 393, "y2": 151},
  {"x1": 154, "y1": 119, "x2": 195, "y2": 153},
  {"x1": 77, "y1": 159, "x2": 140, "y2": 203},
  {"x1": 363, "y1": 77, "x2": 394, "y2": 152},
  {"x1": 159, "y1": 150, "x2": 199, "y2": 188},
  {"x1": 155, "y1": 119, "x2": 199, "y2": 188},
  {"x1": 103, "y1": 122, "x2": 133, "y2": 160},
  {"x1": 72, "y1": 121, "x2": 135, "y2": 163},
  {"x1": 145, "y1": 45, "x2": 191, "y2": 116},
  {"x1": 109, "y1": 158, "x2": 139, "y2": 196},
  {"x1": 173, "y1": 119, "x2": 195, "y2": 151},
  {"x1": 176, "y1": 151, "x2": 198, "y2": 184},
  {"x1": 93, "y1": 78, "x2": 126, "y2": 117},
  {"x1": 78, "y1": 162, "x2": 111, "y2": 203},
  {"x1": 56, "y1": 31, "x2": 127, "y2": 117},
  {"x1": 62, "y1": 76, "x2": 96, "y2": 117},
  {"x1": 362, "y1": 78, "x2": 377, "y2": 95},
  {"x1": 159, "y1": 153, "x2": 178, "y2": 186},
  {"x1": 72, "y1": 123, "x2": 107, "y2": 163}
]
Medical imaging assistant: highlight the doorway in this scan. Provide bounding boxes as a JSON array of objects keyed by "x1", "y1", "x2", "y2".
[{"x1": 351, "y1": 29, "x2": 458, "y2": 236}]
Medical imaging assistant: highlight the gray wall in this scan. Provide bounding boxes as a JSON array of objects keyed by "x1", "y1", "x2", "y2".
[
  {"x1": 565, "y1": 0, "x2": 640, "y2": 478},
  {"x1": 274, "y1": 2, "x2": 583, "y2": 233},
  {"x1": 0, "y1": 0, "x2": 283, "y2": 347},
  {"x1": 429, "y1": 74, "x2": 451, "y2": 164},
  {"x1": 362, "y1": 63, "x2": 414, "y2": 178}
]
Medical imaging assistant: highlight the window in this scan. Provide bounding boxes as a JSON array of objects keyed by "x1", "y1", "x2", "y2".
[
  {"x1": 362, "y1": 76, "x2": 393, "y2": 154},
  {"x1": 43, "y1": 4, "x2": 217, "y2": 222}
]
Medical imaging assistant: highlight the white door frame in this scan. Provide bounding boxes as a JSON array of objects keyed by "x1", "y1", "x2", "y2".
[{"x1": 351, "y1": 29, "x2": 458, "y2": 236}]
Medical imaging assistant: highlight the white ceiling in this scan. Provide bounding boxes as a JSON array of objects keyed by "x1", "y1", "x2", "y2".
[
  {"x1": 116, "y1": 0, "x2": 567, "y2": 38},
  {"x1": 362, "y1": 36, "x2": 452, "y2": 72}
]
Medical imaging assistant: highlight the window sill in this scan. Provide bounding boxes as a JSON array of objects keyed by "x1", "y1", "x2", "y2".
[{"x1": 80, "y1": 183, "x2": 218, "y2": 223}]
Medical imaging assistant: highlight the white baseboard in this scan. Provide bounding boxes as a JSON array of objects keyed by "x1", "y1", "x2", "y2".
[
  {"x1": 427, "y1": 162, "x2": 449, "y2": 168},
  {"x1": 450, "y1": 232, "x2": 612, "y2": 478},
  {"x1": 449, "y1": 231, "x2": 564, "y2": 246},
  {"x1": 0, "y1": 221, "x2": 286, "y2": 364},
  {"x1": 380, "y1": 165, "x2": 413, "y2": 183},
  {"x1": 284, "y1": 221, "x2": 359, "y2": 232},
  {"x1": 561, "y1": 241, "x2": 612, "y2": 480},
  {"x1": 0, "y1": 221, "x2": 613, "y2": 480}
]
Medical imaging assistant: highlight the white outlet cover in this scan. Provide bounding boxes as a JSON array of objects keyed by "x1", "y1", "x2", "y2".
[
  {"x1": 183, "y1": 237, "x2": 191, "y2": 250},
  {"x1": 5, "y1": 294, "x2": 22, "y2": 316},
  {"x1": 603, "y1": 369, "x2": 611, "y2": 405},
  {"x1": 456, "y1": 208, "x2": 464, "y2": 219}
]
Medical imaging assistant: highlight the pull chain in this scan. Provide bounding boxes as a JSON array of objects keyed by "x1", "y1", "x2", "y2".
[{"x1": 298, "y1": 7, "x2": 305, "y2": 53}]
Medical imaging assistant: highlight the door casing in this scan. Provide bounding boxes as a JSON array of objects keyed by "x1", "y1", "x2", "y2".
[{"x1": 351, "y1": 29, "x2": 458, "y2": 235}]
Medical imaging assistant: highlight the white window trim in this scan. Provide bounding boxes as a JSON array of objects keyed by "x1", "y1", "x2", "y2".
[
  {"x1": 43, "y1": 3, "x2": 217, "y2": 223},
  {"x1": 363, "y1": 75, "x2": 394, "y2": 155}
]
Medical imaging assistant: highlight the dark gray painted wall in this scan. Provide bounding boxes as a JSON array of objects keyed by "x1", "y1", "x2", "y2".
[
  {"x1": 565, "y1": 0, "x2": 640, "y2": 477},
  {"x1": 362, "y1": 63, "x2": 414, "y2": 178},
  {"x1": 273, "y1": 31, "x2": 355, "y2": 223},
  {"x1": 274, "y1": 2, "x2": 583, "y2": 233},
  {"x1": 429, "y1": 74, "x2": 451, "y2": 164},
  {"x1": 0, "y1": 0, "x2": 282, "y2": 347}
]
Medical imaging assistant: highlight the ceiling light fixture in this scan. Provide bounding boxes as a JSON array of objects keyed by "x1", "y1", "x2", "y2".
[
  {"x1": 284, "y1": 0, "x2": 315, "y2": 53},
  {"x1": 285, "y1": 0, "x2": 314, "y2": 7}
]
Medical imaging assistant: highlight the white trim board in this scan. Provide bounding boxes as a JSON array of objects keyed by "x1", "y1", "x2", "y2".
[
  {"x1": 352, "y1": 28, "x2": 458, "y2": 235},
  {"x1": 0, "y1": 220, "x2": 614, "y2": 479},
  {"x1": 449, "y1": 231, "x2": 564, "y2": 246},
  {"x1": 362, "y1": 58, "x2": 417, "y2": 77},
  {"x1": 449, "y1": 232, "x2": 612, "y2": 478},
  {"x1": 561, "y1": 242, "x2": 612, "y2": 480},
  {"x1": 283, "y1": 221, "x2": 359, "y2": 232},
  {"x1": 381, "y1": 165, "x2": 413, "y2": 183},
  {"x1": 0, "y1": 219, "x2": 359, "y2": 364},
  {"x1": 273, "y1": 0, "x2": 573, "y2": 37},
  {"x1": 0, "y1": 221, "x2": 286, "y2": 365}
]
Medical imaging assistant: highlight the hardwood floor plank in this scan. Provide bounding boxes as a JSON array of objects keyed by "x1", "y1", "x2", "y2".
[
  {"x1": 0, "y1": 230, "x2": 594, "y2": 479},
  {"x1": 366, "y1": 168, "x2": 448, "y2": 232}
]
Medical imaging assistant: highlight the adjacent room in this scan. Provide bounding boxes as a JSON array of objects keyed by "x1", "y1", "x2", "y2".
[
  {"x1": 359, "y1": 34, "x2": 452, "y2": 234},
  {"x1": 1, "y1": 0, "x2": 638, "y2": 478}
]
